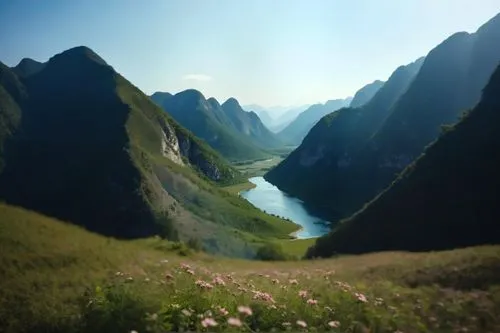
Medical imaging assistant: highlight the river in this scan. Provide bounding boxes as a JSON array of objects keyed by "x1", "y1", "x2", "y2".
[{"x1": 239, "y1": 176, "x2": 330, "y2": 239}]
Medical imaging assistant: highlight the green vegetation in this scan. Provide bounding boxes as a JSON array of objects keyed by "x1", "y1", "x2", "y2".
[
  {"x1": 223, "y1": 181, "x2": 256, "y2": 195},
  {"x1": 307, "y1": 63, "x2": 500, "y2": 257},
  {"x1": 233, "y1": 156, "x2": 284, "y2": 177},
  {"x1": 278, "y1": 238, "x2": 317, "y2": 258},
  {"x1": 2, "y1": 203, "x2": 500, "y2": 333}
]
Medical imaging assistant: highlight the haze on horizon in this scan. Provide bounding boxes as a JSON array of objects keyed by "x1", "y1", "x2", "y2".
[{"x1": 1, "y1": 0, "x2": 499, "y2": 109}]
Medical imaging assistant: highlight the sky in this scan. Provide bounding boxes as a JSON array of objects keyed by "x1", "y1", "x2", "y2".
[{"x1": 1, "y1": 1, "x2": 500, "y2": 108}]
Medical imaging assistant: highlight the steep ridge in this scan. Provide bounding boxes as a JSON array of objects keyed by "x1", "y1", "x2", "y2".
[
  {"x1": 221, "y1": 97, "x2": 283, "y2": 149},
  {"x1": 308, "y1": 63, "x2": 500, "y2": 257},
  {"x1": 349, "y1": 80, "x2": 385, "y2": 108},
  {"x1": 265, "y1": 57, "x2": 424, "y2": 217},
  {"x1": 267, "y1": 13, "x2": 500, "y2": 221},
  {"x1": 0, "y1": 47, "x2": 296, "y2": 257},
  {"x1": 152, "y1": 90, "x2": 269, "y2": 161},
  {"x1": 278, "y1": 98, "x2": 351, "y2": 145}
]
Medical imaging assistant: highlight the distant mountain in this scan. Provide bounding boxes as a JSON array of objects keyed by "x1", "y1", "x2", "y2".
[
  {"x1": 242, "y1": 104, "x2": 311, "y2": 133},
  {"x1": 307, "y1": 63, "x2": 500, "y2": 257},
  {"x1": 221, "y1": 97, "x2": 283, "y2": 149},
  {"x1": 266, "y1": 57, "x2": 424, "y2": 217},
  {"x1": 151, "y1": 90, "x2": 269, "y2": 161},
  {"x1": 277, "y1": 98, "x2": 351, "y2": 145},
  {"x1": 349, "y1": 80, "x2": 385, "y2": 108},
  {"x1": 266, "y1": 12, "x2": 500, "y2": 223}
]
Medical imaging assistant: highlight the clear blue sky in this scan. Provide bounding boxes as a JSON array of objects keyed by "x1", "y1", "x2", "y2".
[{"x1": 1, "y1": 0, "x2": 499, "y2": 107}]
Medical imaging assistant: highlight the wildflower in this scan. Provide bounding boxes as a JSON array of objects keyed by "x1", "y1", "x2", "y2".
[
  {"x1": 186, "y1": 269, "x2": 195, "y2": 275},
  {"x1": 126, "y1": 276, "x2": 134, "y2": 282},
  {"x1": 298, "y1": 290, "x2": 308, "y2": 298},
  {"x1": 328, "y1": 321, "x2": 340, "y2": 328},
  {"x1": 165, "y1": 273, "x2": 174, "y2": 280},
  {"x1": 325, "y1": 306, "x2": 334, "y2": 312},
  {"x1": 237, "y1": 305, "x2": 253, "y2": 316},
  {"x1": 282, "y1": 322, "x2": 291, "y2": 327},
  {"x1": 180, "y1": 263, "x2": 191, "y2": 270},
  {"x1": 115, "y1": 271, "x2": 124, "y2": 276},
  {"x1": 195, "y1": 280, "x2": 214, "y2": 290},
  {"x1": 375, "y1": 297, "x2": 384, "y2": 306},
  {"x1": 272, "y1": 278, "x2": 280, "y2": 284},
  {"x1": 201, "y1": 317, "x2": 218, "y2": 328},
  {"x1": 307, "y1": 298, "x2": 318, "y2": 305},
  {"x1": 212, "y1": 276, "x2": 226, "y2": 286},
  {"x1": 289, "y1": 279, "x2": 299, "y2": 285},
  {"x1": 355, "y1": 292, "x2": 368, "y2": 303},
  {"x1": 181, "y1": 309, "x2": 192, "y2": 317},
  {"x1": 218, "y1": 307, "x2": 229, "y2": 316},
  {"x1": 237, "y1": 287, "x2": 248, "y2": 292},
  {"x1": 252, "y1": 290, "x2": 275, "y2": 303},
  {"x1": 227, "y1": 317, "x2": 242, "y2": 327},
  {"x1": 268, "y1": 304, "x2": 277, "y2": 310},
  {"x1": 296, "y1": 320, "x2": 307, "y2": 328}
]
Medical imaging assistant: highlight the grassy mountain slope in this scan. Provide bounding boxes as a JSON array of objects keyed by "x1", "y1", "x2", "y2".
[
  {"x1": 2, "y1": 203, "x2": 500, "y2": 333},
  {"x1": 0, "y1": 47, "x2": 296, "y2": 257},
  {"x1": 151, "y1": 90, "x2": 269, "y2": 161},
  {"x1": 265, "y1": 58, "x2": 424, "y2": 219},
  {"x1": 278, "y1": 98, "x2": 351, "y2": 145},
  {"x1": 307, "y1": 63, "x2": 500, "y2": 258},
  {"x1": 349, "y1": 80, "x2": 385, "y2": 108}
]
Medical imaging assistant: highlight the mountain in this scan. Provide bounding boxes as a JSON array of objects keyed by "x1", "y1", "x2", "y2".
[
  {"x1": 151, "y1": 90, "x2": 269, "y2": 161},
  {"x1": 277, "y1": 98, "x2": 352, "y2": 145},
  {"x1": 267, "y1": 13, "x2": 500, "y2": 221},
  {"x1": 307, "y1": 63, "x2": 500, "y2": 257},
  {"x1": 265, "y1": 57, "x2": 424, "y2": 218},
  {"x1": 0, "y1": 46, "x2": 297, "y2": 258},
  {"x1": 349, "y1": 80, "x2": 385, "y2": 108},
  {"x1": 242, "y1": 104, "x2": 312, "y2": 133},
  {"x1": 221, "y1": 97, "x2": 283, "y2": 149},
  {"x1": 12, "y1": 58, "x2": 46, "y2": 77}
]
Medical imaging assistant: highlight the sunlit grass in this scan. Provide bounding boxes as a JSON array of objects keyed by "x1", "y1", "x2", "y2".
[{"x1": 2, "y1": 203, "x2": 500, "y2": 333}]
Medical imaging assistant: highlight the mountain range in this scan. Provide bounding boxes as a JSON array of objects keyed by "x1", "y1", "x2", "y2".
[
  {"x1": 266, "y1": 13, "x2": 500, "y2": 223},
  {"x1": 0, "y1": 46, "x2": 297, "y2": 258},
  {"x1": 349, "y1": 80, "x2": 385, "y2": 108},
  {"x1": 151, "y1": 91, "x2": 283, "y2": 161},
  {"x1": 307, "y1": 62, "x2": 500, "y2": 257},
  {"x1": 243, "y1": 104, "x2": 312, "y2": 133}
]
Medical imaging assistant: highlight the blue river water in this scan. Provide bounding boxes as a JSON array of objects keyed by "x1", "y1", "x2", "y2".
[{"x1": 239, "y1": 176, "x2": 330, "y2": 239}]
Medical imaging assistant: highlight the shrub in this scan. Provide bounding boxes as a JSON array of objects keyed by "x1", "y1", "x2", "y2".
[{"x1": 255, "y1": 243, "x2": 288, "y2": 261}]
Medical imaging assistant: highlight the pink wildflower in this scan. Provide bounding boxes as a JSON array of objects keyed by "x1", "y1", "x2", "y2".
[
  {"x1": 227, "y1": 317, "x2": 242, "y2": 327},
  {"x1": 201, "y1": 317, "x2": 218, "y2": 328},
  {"x1": 195, "y1": 280, "x2": 214, "y2": 290},
  {"x1": 296, "y1": 320, "x2": 307, "y2": 328},
  {"x1": 212, "y1": 276, "x2": 226, "y2": 286},
  {"x1": 237, "y1": 305, "x2": 253, "y2": 316},
  {"x1": 355, "y1": 292, "x2": 368, "y2": 303},
  {"x1": 218, "y1": 307, "x2": 229, "y2": 316},
  {"x1": 186, "y1": 269, "x2": 195, "y2": 275},
  {"x1": 252, "y1": 290, "x2": 275, "y2": 303},
  {"x1": 307, "y1": 298, "x2": 318, "y2": 305},
  {"x1": 298, "y1": 290, "x2": 308, "y2": 298},
  {"x1": 328, "y1": 321, "x2": 340, "y2": 328}
]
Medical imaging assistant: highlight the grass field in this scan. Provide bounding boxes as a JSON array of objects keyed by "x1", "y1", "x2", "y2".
[
  {"x1": 2, "y1": 203, "x2": 500, "y2": 333},
  {"x1": 222, "y1": 181, "x2": 257, "y2": 195},
  {"x1": 233, "y1": 156, "x2": 285, "y2": 177},
  {"x1": 277, "y1": 238, "x2": 318, "y2": 257}
]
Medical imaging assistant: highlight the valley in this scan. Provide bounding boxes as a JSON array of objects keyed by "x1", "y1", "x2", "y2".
[{"x1": 1, "y1": 4, "x2": 500, "y2": 333}]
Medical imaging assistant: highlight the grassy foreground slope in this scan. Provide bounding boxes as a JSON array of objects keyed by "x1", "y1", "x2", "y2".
[{"x1": 2, "y1": 203, "x2": 500, "y2": 333}]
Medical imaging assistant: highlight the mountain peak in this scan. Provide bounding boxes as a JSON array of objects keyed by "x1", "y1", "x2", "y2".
[
  {"x1": 12, "y1": 58, "x2": 45, "y2": 77},
  {"x1": 222, "y1": 97, "x2": 241, "y2": 109},
  {"x1": 174, "y1": 89, "x2": 207, "y2": 101},
  {"x1": 49, "y1": 46, "x2": 108, "y2": 67}
]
